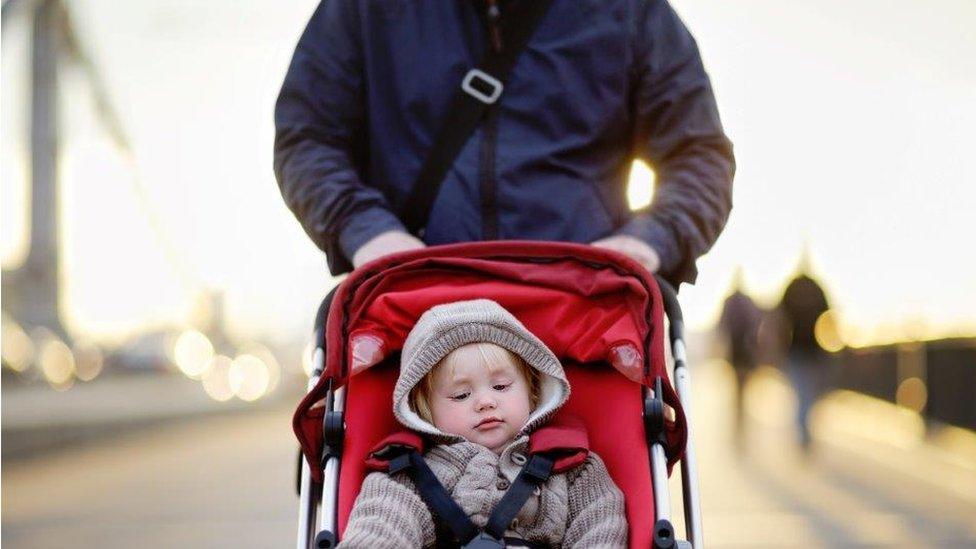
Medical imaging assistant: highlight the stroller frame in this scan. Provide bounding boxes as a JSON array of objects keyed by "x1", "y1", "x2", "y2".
[{"x1": 295, "y1": 246, "x2": 703, "y2": 549}]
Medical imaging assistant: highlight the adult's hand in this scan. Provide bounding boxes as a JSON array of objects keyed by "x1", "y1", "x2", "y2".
[
  {"x1": 352, "y1": 230, "x2": 426, "y2": 268},
  {"x1": 591, "y1": 234, "x2": 661, "y2": 274}
]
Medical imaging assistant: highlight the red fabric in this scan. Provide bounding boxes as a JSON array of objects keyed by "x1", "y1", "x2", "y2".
[
  {"x1": 363, "y1": 431, "x2": 426, "y2": 472},
  {"x1": 527, "y1": 414, "x2": 590, "y2": 473},
  {"x1": 337, "y1": 362, "x2": 402, "y2": 536},
  {"x1": 343, "y1": 260, "x2": 651, "y2": 377},
  {"x1": 560, "y1": 364, "x2": 654, "y2": 549},
  {"x1": 326, "y1": 241, "x2": 665, "y2": 386}
]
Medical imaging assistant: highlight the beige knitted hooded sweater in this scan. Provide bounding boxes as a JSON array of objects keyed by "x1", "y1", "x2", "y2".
[{"x1": 338, "y1": 300, "x2": 627, "y2": 548}]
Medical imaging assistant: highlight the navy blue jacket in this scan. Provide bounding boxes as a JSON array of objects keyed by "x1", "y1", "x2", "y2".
[{"x1": 274, "y1": 0, "x2": 734, "y2": 283}]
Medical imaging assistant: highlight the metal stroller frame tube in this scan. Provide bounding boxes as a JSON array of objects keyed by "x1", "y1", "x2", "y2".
[
  {"x1": 296, "y1": 459, "x2": 317, "y2": 549},
  {"x1": 672, "y1": 335, "x2": 703, "y2": 548},
  {"x1": 656, "y1": 276, "x2": 704, "y2": 549},
  {"x1": 646, "y1": 376, "x2": 680, "y2": 549},
  {"x1": 296, "y1": 355, "x2": 346, "y2": 548},
  {"x1": 319, "y1": 386, "x2": 345, "y2": 538},
  {"x1": 650, "y1": 439, "x2": 672, "y2": 521},
  {"x1": 297, "y1": 291, "x2": 341, "y2": 549},
  {"x1": 297, "y1": 371, "x2": 321, "y2": 549}
]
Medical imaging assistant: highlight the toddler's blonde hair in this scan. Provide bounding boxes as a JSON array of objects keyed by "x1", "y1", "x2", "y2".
[{"x1": 409, "y1": 342, "x2": 541, "y2": 425}]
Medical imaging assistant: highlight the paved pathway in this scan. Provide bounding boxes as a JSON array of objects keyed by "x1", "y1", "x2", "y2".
[
  {"x1": 670, "y1": 360, "x2": 976, "y2": 548},
  {"x1": 2, "y1": 405, "x2": 297, "y2": 548}
]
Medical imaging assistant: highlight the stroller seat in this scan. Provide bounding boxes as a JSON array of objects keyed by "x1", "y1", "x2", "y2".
[{"x1": 294, "y1": 241, "x2": 696, "y2": 549}]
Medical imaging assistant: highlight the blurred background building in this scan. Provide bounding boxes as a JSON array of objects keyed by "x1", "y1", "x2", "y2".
[{"x1": 2, "y1": 0, "x2": 974, "y2": 547}]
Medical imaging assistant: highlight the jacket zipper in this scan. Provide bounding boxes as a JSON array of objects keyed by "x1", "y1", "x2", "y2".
[
  {"x1": 480, "y1": 108, "x2": 499, "y2": 240},
  {"x1": 485, "y1": 0, "x2": 504, "y2": 52},
  {"x1": 480, "y1": 0, "x2": 502, "y2": 240}
]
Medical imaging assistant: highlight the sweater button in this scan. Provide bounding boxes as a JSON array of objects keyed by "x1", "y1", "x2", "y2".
[{"x1": 496, "y1": 479, "x2": 510, "y2": 490}]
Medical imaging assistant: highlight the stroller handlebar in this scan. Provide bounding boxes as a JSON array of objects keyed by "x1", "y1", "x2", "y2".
[
  {"x1": 313, "y1": 287, "x2": 338, "y2": 352},
  {"x1": 654, "y1": 275, "x2": 685, "y2": 348},
  {"x1": 653, "y1": 275, "x2": 682, "y2": 324}
]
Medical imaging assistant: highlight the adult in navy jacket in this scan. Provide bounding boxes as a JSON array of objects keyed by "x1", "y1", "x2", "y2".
[{"x1": 274, "y1": 0, "x2": 735, "y2": 285}]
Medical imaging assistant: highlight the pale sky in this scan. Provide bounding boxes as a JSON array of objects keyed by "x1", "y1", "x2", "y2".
[{"x1": 2, "y1": 0, "x2": 974, "y2": 345}]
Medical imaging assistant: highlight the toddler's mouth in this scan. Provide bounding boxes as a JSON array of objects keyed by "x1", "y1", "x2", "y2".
[{"x1": 475, "y1": 417, "x2": 504, "y2": 430}]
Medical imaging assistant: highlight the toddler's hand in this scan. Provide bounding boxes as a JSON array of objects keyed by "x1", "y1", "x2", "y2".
[
  {"x1": 352, "y1": 230, "x2": 426, "y2": 268},
  {"x1": 590, "y1": 234, "x2": 661, "y2": 274}
]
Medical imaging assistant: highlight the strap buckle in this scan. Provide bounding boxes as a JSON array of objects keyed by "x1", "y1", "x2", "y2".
[
  {"x1": 462, "y1": 532, "x2": 505, "y2": 549},
  {"x1": 461, "y1": 69, "x2": 504, "y2": 104}
]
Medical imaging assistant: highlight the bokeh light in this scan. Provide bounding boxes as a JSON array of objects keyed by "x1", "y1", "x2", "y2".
[
  {"x1": 201, "y1": 355, "x2": 234, "y2": 402},
  {"x1": 627, "y1": 159, "x2": 656, "y2": 210},
  {"x1": 1, "y1": 316, "x2": 34, "y2": 372},
  {"x1": 229, "y1": 354, "x2": 270, "y2": 402},
  {"x1": 173, "y1": 330, "x2": 214, "y2": 379},
  {"x1": 301, "y1": 341, "x2": 314, "y2": 377},
  {"x1": 814, "y1": 311, "x2": 844, "y2": 352},
  {"x1": 37, "y1": 333, "x2": 76, "y2": 388},
  {"x1": 896, "y1": 377, "x2": 928, "y2": 413},
  {"x1": 744, "y1": 365, "x2": 797, "y2": 429},
  {"x1": 238, "y1": 343, "x2": 281, "y2": 394},
  {"x1": 73, "y1": 340, "x2": 105, "y2": 381}
]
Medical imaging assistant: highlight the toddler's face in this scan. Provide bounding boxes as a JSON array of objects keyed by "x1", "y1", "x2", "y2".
[{"x1": 428, "y1": 344, "x2": 532, "y2": 453}]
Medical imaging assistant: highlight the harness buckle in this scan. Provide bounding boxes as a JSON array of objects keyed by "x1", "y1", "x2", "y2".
[
  {"x1": 461, "y1": 69, "x2": 504, "y2": 104},
  {"x1": 462, "y1": 532, "x2": 506, "y2": 549}
]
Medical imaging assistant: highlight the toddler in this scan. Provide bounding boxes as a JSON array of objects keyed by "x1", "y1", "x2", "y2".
[{"x1": 339, "y1": 299, "x2": 627, "y2": 548}]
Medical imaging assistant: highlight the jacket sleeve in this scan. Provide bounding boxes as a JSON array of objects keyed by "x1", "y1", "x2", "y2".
[
  {"x1": 337, "y1": 471, "x2": 437, "y2": 548},
  {"x1": 563, "y1": 454, "x2": 629, "y2": 549},
  {"x1": 274, "y1": 0, "x2": 406, "y2": 275},
  {"x1": 621, "y1": 0, "x2": 735, "y2": 285}
]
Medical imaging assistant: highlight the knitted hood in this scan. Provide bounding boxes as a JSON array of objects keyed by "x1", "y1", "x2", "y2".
[{"x1": 394, "y1": 299, "x2": 571, "y2": 443}]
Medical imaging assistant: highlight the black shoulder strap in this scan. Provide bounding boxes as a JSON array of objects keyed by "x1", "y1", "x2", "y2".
[
  {"x1": 484, "y1": 454, "x2": 554, "y2": 540},
  {"x1": 401, "y1": 0, "x2": 557, "y2": 236},
  {"x1": 390, "y1": 451, "x2": 554, "y2": 548},
  {"x1": 390, "y1": 450, "x2": 480, "y2": 545}
]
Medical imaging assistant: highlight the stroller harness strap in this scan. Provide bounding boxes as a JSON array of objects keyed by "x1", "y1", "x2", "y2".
[
  {"x1": 484, "y1": 454, "x2": 554, "y2": 539},
  {"x1": 388, "y1": 450, "x2": 555, "y2": 548},
  {"x1": 390, "y1": 450, "x2": 479, "y2": 544}
]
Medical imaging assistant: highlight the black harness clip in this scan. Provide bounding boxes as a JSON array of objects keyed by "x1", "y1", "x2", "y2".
[{"x1": 462, "y1": 532, "x2": 506, "y2": 549}]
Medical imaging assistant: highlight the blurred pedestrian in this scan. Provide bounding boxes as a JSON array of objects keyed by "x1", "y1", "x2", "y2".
[
  {"x1": 718, "y1": 269, "x2": 762, "y2": 450},
  {"x1": 777, "y1": 261, "x2": 831, "y2": 453},
  {"x1": 274, "y1": 0, "x2": 734, "y2": 286}
]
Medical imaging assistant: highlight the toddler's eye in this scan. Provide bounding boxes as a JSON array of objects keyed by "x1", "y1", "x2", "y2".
[
  {"x1": 449, "y1": 392, "x2": 470, "y2": 401},
  {"x1": 493, "y1": 383, "x2": 511, "y2": 391}
]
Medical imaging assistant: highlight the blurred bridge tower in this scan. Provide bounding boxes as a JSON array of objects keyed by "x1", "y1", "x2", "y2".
[{"x1": 2, "y1": 0, "x2": 67, "y2": 339}]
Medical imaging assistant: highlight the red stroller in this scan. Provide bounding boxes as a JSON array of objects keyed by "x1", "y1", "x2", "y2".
[{"x1": 294, "y1": 242, "x2": 703, "y2": 549}]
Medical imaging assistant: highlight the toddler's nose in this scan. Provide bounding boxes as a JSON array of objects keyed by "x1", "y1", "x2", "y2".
[{"x1": 475, "y1": 395, "x2": 497, "y2": 412}]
